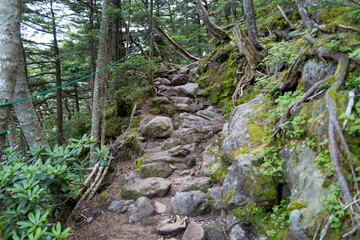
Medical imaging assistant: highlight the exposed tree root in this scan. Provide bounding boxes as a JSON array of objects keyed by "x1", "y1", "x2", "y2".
[
  {"x1": 231, "y1": 64, "x2": 254, "y2": 107},
  {"x1": 272, "y1": 80, "x2": 324, "y2": 137}
]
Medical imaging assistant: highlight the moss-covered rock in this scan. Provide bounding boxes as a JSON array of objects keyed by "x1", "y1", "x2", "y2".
[
  {"x1": 221, "y1": 154, "x2": 277, "y2": 208},
  {"x1": 117, "y1": 134, "x2": 145, "y2": 161},
  {"x1": 138, "y1": 162, "x2": 173, "y2": 178}
]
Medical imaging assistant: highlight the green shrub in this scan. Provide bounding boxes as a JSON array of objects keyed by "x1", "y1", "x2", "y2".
[{"x1": 0, "y1": 135, "x2": 110, "y2": 239}]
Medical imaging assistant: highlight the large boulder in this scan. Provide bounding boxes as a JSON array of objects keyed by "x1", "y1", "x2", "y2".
[
  {"x1": 280, "y1": 143, "x2": 331, "y2": 237},
  {"x1": 201, "y1": 134, "x2": 225, "y2": 177},
  {"x1": 138, "y1": 162, "x2": 173, "y2": 178},
  {"x1": 203, "y1": 224, "x2": 227, "y2": 240},
  {"x1": 174, "y1": 113, "x2": 211, "y2": 129},
  {"x1": 121, "y1": 177, "x2": 172, "y2": 199},
  {"x1": 171, "y1": 74, "x2": 188, "y2": 85},
  {"x1": 196, "y1": 106, "x2": 224, "y2": 122},
  {"x1": 128, "y1": 197, "x2": 155, "y2": 223},
  {"x1": 207, "y1": 186, "x2": 223, "y2": 210},
  {"x1": 221, "y1": 94, "x2": 264, "y2": 162},
  {"x1": 171, "y1": 191, "x2": 209, "y2": 216},
  {"x1": 222, "y1": 154, "x2": 277, "y2": 208},
  {"x1": 301, "y1": 58, "x2": 337, "y2": 91},
  {"x1": 177, "y1": 83, "x2": 199, "y2": 98},
  {"x1": 137, "y1": 151, "x2": 182, "y2": 165},
  {"x1": 141, "y1": 116, "x2": 174, "y2": 138},
  {"x1": 179, "y1": 177, "x2": 213, "y2": 192},
  {"x1": 157, "y1": 217, "x2": 187, "y2": 235},
  {"x1": 116, "y1": 135, "x2": 145, "y2": 161}
]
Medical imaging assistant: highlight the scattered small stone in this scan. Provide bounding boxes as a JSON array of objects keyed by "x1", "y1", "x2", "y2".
[
  {"x1": 182, "y1": 221, "x2": 205, "y2": 240},
  {"x1": 120, "y1": 206, "x2": 128, "y2": 213},
  {"x1": 86, "y1": 216, "x2": 93, "y2": 224},
  {"x1": 108, "y1": 200, "x2": 124, "y2": 212}
]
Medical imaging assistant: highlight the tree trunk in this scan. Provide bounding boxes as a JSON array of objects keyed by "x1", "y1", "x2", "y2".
[
  {"x1": 295, "y1": 0, "x2": 319, "y2": 30},
  {"x1": 0, "y1": 0, "x2": 21, "y2": 156},
  {"x1": 7, "y1": 113, "x2": 19, "y2": 149},
  {"x1": 90, "y1": 0, "x2": 111, "y2": 162},
  {"x1": 89, "y1": 0, "x2": 97, "y2": 96},
  {"x1": 232, "y1": 24, "x2": 259, "y2": 72},
  {"x1": 194, "y1": 0, "x2": 228, "y2": 40},
  {"x1": 50, "y1": 0, "x2": 64, "y2": 146},
  {"x1": 156, "y1": 27, "x2": 199, "y2": 61},
  {"x1": 13, "y1": 42, "x2": 49, "y2": 149},
  {"x1": 243, "y1": 0, "x2": 264, "y2": 49}
]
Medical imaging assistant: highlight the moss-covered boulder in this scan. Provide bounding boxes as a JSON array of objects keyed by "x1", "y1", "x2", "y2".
[
  {"x1": 280, "y1": 143, "x2": 331, "y2": 237},
  {"x1": 138, "y1": 162, "x2": 173, "y2": 178},
  {"x1": 201, "y1": 133, "x2": 225, "y2": 178},
  {"x1": 117, "y1": 135, "x2": 145, "y2": 161},
  {"x1": 221, "y1": 154, "x2": 277, "y2": 208},
  {"x1": 121, "y1": 177, "x2": 172, "y2": 200},
  {"x1": 179, "y1": 177, "x2": 213, "y2": 192},
  {"x1": 141, "y1": 116, "x2": 174, "y2": 138},
  {"x1": 221, "y1": 94, "x2": 265, "y2": 162}
]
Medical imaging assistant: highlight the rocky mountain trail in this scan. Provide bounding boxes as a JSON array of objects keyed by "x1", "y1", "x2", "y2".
[{"x1": 66, "y1": 63, "x2": 250, "y2": 240}]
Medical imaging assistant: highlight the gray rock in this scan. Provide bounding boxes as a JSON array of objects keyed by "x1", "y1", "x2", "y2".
[
  {"x1": 221, "y1": 94, "x2": 264, "y2": 161},
  {"x1": 196, "y1": 106, "x2": 224, "y2": 122},
  {"x1": 138, "y1": 162, "x2": 173, "y2": 178},
  {"x1": 229, "y1": 224, "x2": 247, "y2": 240},
  {"x1": 188, "y1": 61, "x2": 199, "y2": 70},
  {"x1": 190, "y1": 103, "x2": 206, "y2": 112},
  {"x1": 172, "y1": 74, "x2": 188, "y2": 85},
  {"x1": 128, "y1": 197, "x2": 155, "y2": 223},
  {"x1": 201, "y1": 133, "x2": 225, "y2": 176},
  {"x1": 159, "y1": 87, "x2": 178, "y2": 97},
  {"x1": 301, "y1": 58, "x2": 337, "y2": 91},
  {"x1": 141, "y1": 116, "x2": 174, "y2": 138},
  {"x1": 174, "y1": 113, "x2": 211, "y2": 129},
  {"x1": 203, "y1": 224, "x2": 227, "y2": 240},
  {"x1": 182, "y1": 221, "x2": 205, "y2": 240},
  {"x1": 222, "y1": 154, "x2": 277, "y2": 208},
  {"x1": 179, "y1": 177, "x2": 212, "y2": 192},
  {"x1": 154, "y1": 77, "x2": 171, "y2": 85},
  {"x1": 171, "y1": 128, "x2": 204, "y2": 144},
  {"x1": 120, "y1": 170, "x2": 140, "y2": 185},
  {"x1": 139, "y1": 116, "x2": 156, "y2": 133},
  {"x1": 281, "y1": 143, "x2": 331, "y2": 236},
  {"x1": 184, "y1": 155, "x2": 196, "y2": 167},
  {"x1": 154, "y1": 202, "x2": 167, "y2": 214},
  {"x1": 139, "y1": 151, "x2": 182, "y2": 164},
  {"x1": 117, "y1": 135, "x2": 145, "y2": 162},
  {"x1": 124, "y1": 199, "x2": 135, "y2": 205},
  {"x1": 108, "y1": 200, "x2": 124, "y2": 212},
  {"x1": 173, "y1": 96, "x2": 193, "y2": 105},
  {"x1": 207, "y1": 187, "x2": 223, "y2": 210},
  {"x1": 86, "y1": 216, "x2": 93, "y2": 224},
  {"x1": 161, "y1": 138, "x2": 182, "y2": 150},
  {"x1": 289, "y1": 210, "x2": 311, "y2": 240},
  {"x1": 178, "y1": 66, "x2": 190, "y2": 74},
  {"x1": 122, "y1": 177, "x2": 172, "y2": 200},
  {"x1": 171, "y1": 191, "x2": 208, "y2": 216},
  {"x1": 157, "y1": 217, "x2": 186, "y2": 235},
  {"x1": 174, "y1": 103, "x2": 191, "y2": 112},
  {"x1": 153, "y1": 97, "x2": 172, "y2": 106},
  {"x1": 168, "y1": 145, "x2": 190, "y2": 157},
  {"x1": 177, "y1": 83, "x2": 199, "y2": 98}
]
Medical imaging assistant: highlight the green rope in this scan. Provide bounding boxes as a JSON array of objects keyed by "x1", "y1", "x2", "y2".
[
  {"x1": 0, "y1": 128, "x2": 9, "y2": 136},
  {"x1": 0, "y1": 30, "x2": 154, "y2": 136}
]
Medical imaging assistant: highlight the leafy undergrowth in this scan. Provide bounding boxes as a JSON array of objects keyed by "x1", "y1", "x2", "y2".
[{"x1": 0, "y1": 135, "x2": 111, "y2": 240}]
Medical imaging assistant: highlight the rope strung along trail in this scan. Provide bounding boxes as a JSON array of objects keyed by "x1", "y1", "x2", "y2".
[{"x1": 0, "y1": 31, "x2": 154, "y2": 135}]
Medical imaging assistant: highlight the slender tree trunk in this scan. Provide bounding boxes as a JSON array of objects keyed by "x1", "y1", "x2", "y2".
[
  {"x1": 90, "y1": 0, "x2": 97, "y2": 95},
  {"x1": 50, "y1": 0, "x2": 64, "y2": 146},
  {"x1": 295, "y1": 0, "x2": 319, "y2": 30},
  {"x1": 13, "y1": 42, "x2": 49, "y2": 149},
  {"x1": 194, "y1": 0, "x2": 228, "y2": 40},
  {"x1": 7, "y1": 113, "x2": 19, "y2": 149},
  {"x1": 90, "y1": 0, "x2": 111, "y2": 162},
  {"x1": 243, "y1": 0, "x2": 264, "y2": 49},
  {"x1": 74, "y1": 83, "x2": 80, "y2": 112},
  {"x1": 0, "y1": 0, "x2": 21, "y2": 156}
]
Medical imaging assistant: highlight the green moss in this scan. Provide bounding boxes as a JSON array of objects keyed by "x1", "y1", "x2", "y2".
[
  {"x1": 287, "y1": 201, "x2": 307, "y2": 212},
  {"x1": 134, "y1": 158, "x2": 143, "y2": 169},
  {"x1": 98, "y1": 189, "x2": 111, "y2": 204},
  {"x1": 139, "y1": 163, "x2": 172, "y2": 178},
  {"x1": 222, "y1": 186, "x2": 235, "y2": 205}
]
